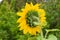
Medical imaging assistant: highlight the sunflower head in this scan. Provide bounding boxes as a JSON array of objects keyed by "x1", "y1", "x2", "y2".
[{"x1": 17, "y1": 3, "x2": 47, "y2": 35}]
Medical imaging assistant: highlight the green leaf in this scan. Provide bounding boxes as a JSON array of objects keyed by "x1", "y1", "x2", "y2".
[
  {"x1": 28, "y1": 37, "x2": 37, "y2": 40},
  {"x1": 37, "y1": 35, "x2": 41, "y2": 40},
  {"x1": 47, "y1": 34, "x2": 57, "y2": 40},
  {"x1": 36, "y1": 35, "x2": 46, "y2": 40}
]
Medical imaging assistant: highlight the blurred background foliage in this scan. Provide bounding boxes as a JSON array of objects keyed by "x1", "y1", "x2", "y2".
[{"x1": 0, "y1": 0, "x2": 60, "y2": 40}]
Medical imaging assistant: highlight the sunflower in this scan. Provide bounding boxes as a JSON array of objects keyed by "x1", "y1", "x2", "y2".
[{"x1": 17, "y1": 3, "x2": 47, "y2": 35}]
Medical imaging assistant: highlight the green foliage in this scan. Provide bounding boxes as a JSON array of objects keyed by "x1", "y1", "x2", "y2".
[
  {"x1": 0, "y1": 0, "x2": 19, "y2": 40},
  {"x1": 0, "y1": 0, "x2": 60, "y2": 40}
]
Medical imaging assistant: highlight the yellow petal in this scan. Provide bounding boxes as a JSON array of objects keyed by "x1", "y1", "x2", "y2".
[
  {"x1": 33, "y1": 4, "x2": 40, "y2": 9},
  {"x1": 19, "y1": 26, "x2": 24, "y2": 30},
  {"x1": 35, "y1": 26, "x2": 40, "y2": 33},
  {"x1": 19, "y1": 20, "x2": 26, "y2": 27},
  {"x1": 30, "y1": 2, "x2": 33, "y2": 7},
  {"x1": 23, "y1": 25, "x2": 29, "y2": 34},
  {"x1": 40, "y1": 17, "x2": 46, "y2": 20},
  {"x1": 25, "y1": 3, "x2": 31, "y2": 10},
  {"x1": 32, "y1": 29, "x2": 36, "y2": 35},
  {"x1": 38, "y1": 9, "x2": 45, "y2": 17},
  {"x1": 17, "y1": 12, "x2": 23, "y2": 16},
  {"x1": 17, "y1": 17, "x2": 25, "y2": 23}
]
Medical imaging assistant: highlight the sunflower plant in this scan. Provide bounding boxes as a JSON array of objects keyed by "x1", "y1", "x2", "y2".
[
  {"x1": 17, "y1": 2, "x2": 59, "y2": 40},
  {"x1": 17, "y1": 2, "x2": 46, "y2": 35}
]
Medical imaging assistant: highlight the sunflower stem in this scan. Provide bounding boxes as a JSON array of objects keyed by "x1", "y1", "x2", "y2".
[
  {"x1": 45, "y1": 31, "x2": 48, "y2": 38},
  {"x1": 46, "y1": 29, "x2": 60, "y2": 32},
  {"x1": 45, "y1": 29, "x2": 60, "y2": 38},
  {"x1": 40, "y1": 28, "x2": 44, "y2": 40}
]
